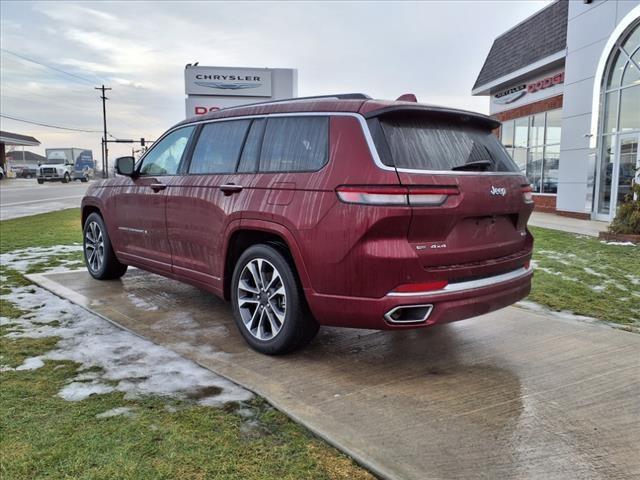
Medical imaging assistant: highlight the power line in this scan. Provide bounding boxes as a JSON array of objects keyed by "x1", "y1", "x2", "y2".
[
  {"x1": 0, "y1": 114, "x2": 102, "y2": 133},
  {"x1": 0, "y1": 48, "x2": 99, "y2": 85}
]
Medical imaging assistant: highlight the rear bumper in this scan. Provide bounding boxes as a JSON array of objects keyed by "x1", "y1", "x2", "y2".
[{"x1": 305, "y1": 266, "x2": 533, "y2": 329}]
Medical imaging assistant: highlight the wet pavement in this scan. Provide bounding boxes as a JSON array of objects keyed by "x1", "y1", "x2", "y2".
[{"x1": 29, "y1": 268, "x2": 640, "y2": 480}]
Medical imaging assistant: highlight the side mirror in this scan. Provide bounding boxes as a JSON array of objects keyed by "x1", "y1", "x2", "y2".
[{"x1": 116, "y1": 156, "x2": 136, "y2": 176}]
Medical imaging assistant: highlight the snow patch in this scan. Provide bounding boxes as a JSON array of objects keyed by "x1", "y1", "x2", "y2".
[
  {"x1": 16, "y1": 357, "x2": 45, "y2": 371},
  {"x1": 0, "y1": 244, "x2": 84, "y2": 273},
  {"x1": 583, "y1": 267, "x2": 605, "y2": 277},
  {"x1": 60, "y1": 381, "x2": 115, "y2": 401},
  {"x1": 0, "y1": 356, "x2": 45, "y2": 372},
  {"x1": 2, "y1": 284, "x2": 252, "y2": 406},
  {"x1": 599, "y1": 241, "x2": 637, "y2": 247},
  {"x1": 96, "y1": 407, "x2": 136, "y2": 418}
]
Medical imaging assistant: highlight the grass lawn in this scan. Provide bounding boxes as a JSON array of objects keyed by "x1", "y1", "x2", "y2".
[
  {"x1": 0, "y1": 209, "x2": 373, "y2": 480},
  {"x1": 529, "y1": 226, "x2": 639, "y2": 327},
  {"x1": 0, "y1": 209, "x2": 638, "y2": 478}
]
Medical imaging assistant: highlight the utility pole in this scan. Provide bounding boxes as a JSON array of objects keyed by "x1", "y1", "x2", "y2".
[{"x1": 95, "y1": 85, "x2": 111, "y2": 178}]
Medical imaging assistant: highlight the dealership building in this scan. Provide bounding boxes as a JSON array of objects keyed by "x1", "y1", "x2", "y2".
[{"x1": 473, "y1": 0, "x2": 639, "y2": 221}]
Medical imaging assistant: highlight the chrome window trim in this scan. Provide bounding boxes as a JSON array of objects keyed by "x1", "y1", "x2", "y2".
[
  {"x1": 387, "y1": 266, "x2": 532, "y2": 297},
  {"x1": 151, "y1": 112, "x2": 525, "y2": 178}
]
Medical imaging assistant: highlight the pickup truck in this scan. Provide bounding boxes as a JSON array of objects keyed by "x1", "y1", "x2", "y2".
[{"x1": 38, "y1": 148, "x2": 95, "y2": 184}]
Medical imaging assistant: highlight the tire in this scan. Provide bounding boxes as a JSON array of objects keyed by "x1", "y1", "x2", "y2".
[
  {"x1": 231, "y1": 244, "x2": 319, "y2": 355},
  {"x1": 83, "y1": 212, "x2": 128, "y2": 280},
  {"x1": 62, "y1": 173, "x2": 70, "y2": 183},
  {"x1": 37, "y1": 179, "x2": 44, "y2": 184},
  {"x1": 81, "y1": 176, "x2": 88, "y2": 183}
]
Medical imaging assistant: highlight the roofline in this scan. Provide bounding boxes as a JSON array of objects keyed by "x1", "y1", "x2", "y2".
[
  {"x1": 493, "y1": 0, "x2": 561, "y2": 42},
  {"x1": 0, "y1": 136, "x2": 40, "y2": 146},
  {"x1": 472, "y1": 50, "x2": 566, "y2": 95}
]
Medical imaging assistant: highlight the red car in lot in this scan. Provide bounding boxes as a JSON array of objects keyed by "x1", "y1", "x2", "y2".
[{"x1": 81, "y1": 93, "x2": 534, "y2": 354}]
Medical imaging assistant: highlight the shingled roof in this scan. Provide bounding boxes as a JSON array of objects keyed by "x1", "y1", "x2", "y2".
[
  {"x1": 0, "y1": 130, "x2": 41, "y2": 146},
  {"x1": 473, "y1": 0, "x2": 568, "y2": 90}
]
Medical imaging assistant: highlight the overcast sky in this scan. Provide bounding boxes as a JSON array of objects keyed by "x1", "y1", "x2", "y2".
[{"x1": 0, "y1": 0, "x2": 550, "y2": 160}]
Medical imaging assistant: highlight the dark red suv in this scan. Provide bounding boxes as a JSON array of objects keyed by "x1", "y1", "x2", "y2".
[{"x1": 81, "y1": 94, "x2": 534, "y2": 354}]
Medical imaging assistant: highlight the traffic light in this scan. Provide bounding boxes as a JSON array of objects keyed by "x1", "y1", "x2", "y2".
[{"x1": 140, "y1": 138, "x2": 145, "y2": 147}]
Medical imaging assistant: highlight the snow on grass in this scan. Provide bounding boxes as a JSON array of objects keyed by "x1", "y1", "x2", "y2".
[
  {"x1": 599, "y1": 240, "x2": 637, "y2": 246},
  {"x1": 530, "y1": 260, "x2": 580, "y2": 283},
  {"x1": 583, "y1": 267, "x2": 605, "y2": 277},
  {"x1": 626, "y1": 274, "x2": 640, "y2": 286},
  {"x1": 0, "y1": 244, "x2": 83, "y2": 273},
  {"x1": 1, "y1": 284, "x2": 252, "y2": 406},
  {"x1": 96, "y1": 407, "x2": 136, "y2": 419}
]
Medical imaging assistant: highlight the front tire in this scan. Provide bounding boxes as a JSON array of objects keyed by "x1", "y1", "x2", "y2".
[
  {"x1": 37, "y1": 179, "x2": 44, "y2": 184},
  {"x1": 231, "y1": 244, "x2": 319, "y2": 355},
  {"x1": 83, "y1": 212, "x2": 128, "y2": 280},
  {"x1": 62, "y1": 173, "x2": 70, "y2": 183}
]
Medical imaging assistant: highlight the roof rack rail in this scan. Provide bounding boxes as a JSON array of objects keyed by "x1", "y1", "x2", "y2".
[{"x1": 220, "y1": 93, "x2": 371, "y2": 111}]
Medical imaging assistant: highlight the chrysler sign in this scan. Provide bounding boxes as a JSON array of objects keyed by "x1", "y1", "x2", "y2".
[{"x1": 185, "y1": 67, "x2": 272, "y2": 97}]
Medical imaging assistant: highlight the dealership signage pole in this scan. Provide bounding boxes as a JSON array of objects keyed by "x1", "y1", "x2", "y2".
[{"x1": 95, "y1": 85, "x2": 111, "y2": 178}]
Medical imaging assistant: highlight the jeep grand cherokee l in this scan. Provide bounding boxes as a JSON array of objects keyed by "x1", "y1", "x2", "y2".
[{"x1": 81, "y1": 93, "x2": 534, "y2": 355}]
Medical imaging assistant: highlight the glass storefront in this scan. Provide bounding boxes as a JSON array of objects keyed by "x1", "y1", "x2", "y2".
[
  {"x1": 595, "y1": 19, "x2": 640, "y2": 219},
  {"x1": 500, "y1": 108, "x2": 562, "y2": 194}
]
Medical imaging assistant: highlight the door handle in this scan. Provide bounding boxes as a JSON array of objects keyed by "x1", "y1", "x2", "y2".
[
  {"x1": 150, "y1": 183, "x2": 167, "y2": 192},
  {"x1": 220, "y1": 183, "x2": 243, "y2": 196}
]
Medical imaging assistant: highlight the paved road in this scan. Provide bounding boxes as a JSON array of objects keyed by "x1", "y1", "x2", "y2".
[
  {"x1": 31, "y1": 268, "x2": 640, "y2": 480},
  {"x1": 0, "y1": 179, "x2": 92, "y2": 220}
]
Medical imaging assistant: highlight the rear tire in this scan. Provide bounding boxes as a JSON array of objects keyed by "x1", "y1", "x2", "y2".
[
  {"x1": 231, "y1": 244, "x2": 319, "y2": 355},
  {"x1": 83, "y1": 212, "x2": 128, "y2": 280}
]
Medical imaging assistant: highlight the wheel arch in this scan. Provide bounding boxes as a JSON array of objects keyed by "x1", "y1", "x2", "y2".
[{"x1": 223, "y1": 220, "x2": 311, "y2": 301}]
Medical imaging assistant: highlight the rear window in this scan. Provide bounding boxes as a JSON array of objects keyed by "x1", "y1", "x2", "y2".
[
  {"x1": 370, "y1": 115, "x2": 519, "y2": 172},
  {"x1": 259, "y1": 117, "x2": 329, "y2": 172}
]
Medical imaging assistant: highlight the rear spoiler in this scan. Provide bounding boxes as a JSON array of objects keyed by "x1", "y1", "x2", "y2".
[{"x1": 362, "y1": 105, "x2": 501, "y2": 130}]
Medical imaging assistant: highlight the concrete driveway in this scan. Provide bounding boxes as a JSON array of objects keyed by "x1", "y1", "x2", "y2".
[{"x1": 30, "y1": 269, "x2": 640, "y2": 480}]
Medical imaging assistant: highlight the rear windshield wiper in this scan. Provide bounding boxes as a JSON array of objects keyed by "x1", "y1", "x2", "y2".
[{"x1": 451, "y1": 160, "x2": 493, "y2": 172}]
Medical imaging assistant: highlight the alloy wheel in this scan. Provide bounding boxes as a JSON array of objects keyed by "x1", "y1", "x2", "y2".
[
  {"x1": 85, "y1": 221, "x2": 105, "y2": 273},
  {"x1": 237, "y1": 258, "x2": 287, "y2": 341}
]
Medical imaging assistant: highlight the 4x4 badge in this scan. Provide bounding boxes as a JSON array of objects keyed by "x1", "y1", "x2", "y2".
[{"x1": 490, "y1": 186, "x2": 507, "y2": 196}]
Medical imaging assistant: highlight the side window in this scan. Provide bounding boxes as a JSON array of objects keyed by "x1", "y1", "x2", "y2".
[
  {"x1": 259, "y1": 117, "x2": 329, "y2": 172},
  {"x1": 237, "y1": 119, "x2": 266, "y2": 173},
  {"x1": 139, "y1": 126, "x2": 194, "y2": 176},
  {"x1": 188, "y1": 120, "x2": 251, "y2": 174}
]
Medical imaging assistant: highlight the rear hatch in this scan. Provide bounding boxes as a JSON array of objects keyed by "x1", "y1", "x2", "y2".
[{"x1": 367, "y1": 108, "x2": 533, "y2": 272}]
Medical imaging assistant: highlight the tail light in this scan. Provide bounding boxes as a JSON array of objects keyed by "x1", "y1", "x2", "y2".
[
  {"x1": 336, "y1": 185, "x2": 458, "y2": 206},
  {"x1": 391, "y1": 280, "x2": 449, "y2": 294},
  {"x1": 521, "y1": 185, "x2": 534, "y2": 203}
]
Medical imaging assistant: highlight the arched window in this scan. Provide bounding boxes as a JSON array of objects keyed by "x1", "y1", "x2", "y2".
[{"x1": 596, "y1": 20, "x2": 640, "y2": 217}]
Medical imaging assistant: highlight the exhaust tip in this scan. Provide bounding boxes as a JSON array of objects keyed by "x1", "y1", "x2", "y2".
[{"x1": 385, "y1": 304, "x2": 433, "y2": 324}]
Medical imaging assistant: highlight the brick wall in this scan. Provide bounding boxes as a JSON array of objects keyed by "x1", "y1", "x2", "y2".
[
  {"x1": 493, "y1": 94, "x2": 563, "y2": 123},
  {"x1": 532, "y1": 194, "x2": 556, "y2": 213}
]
